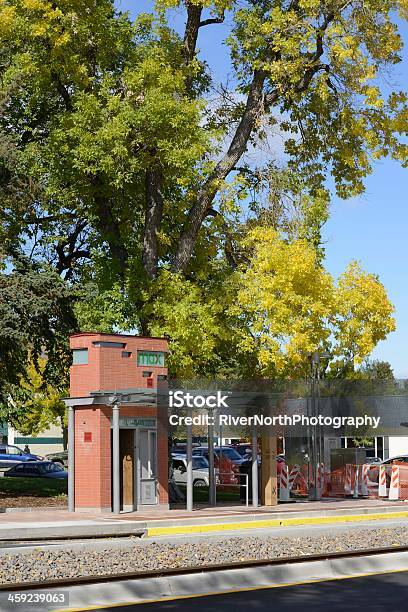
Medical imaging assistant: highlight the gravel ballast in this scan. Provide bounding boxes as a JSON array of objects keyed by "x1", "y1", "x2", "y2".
[{"x1": 1, "y1": 527, "x2": 408, "y2": 585}]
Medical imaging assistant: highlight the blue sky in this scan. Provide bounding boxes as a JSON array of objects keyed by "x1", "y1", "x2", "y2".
[{"x1": 118, "y1": 1, "x2": 408, "y2": 377}]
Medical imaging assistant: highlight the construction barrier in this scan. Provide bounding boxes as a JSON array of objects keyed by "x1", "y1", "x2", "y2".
[
  {"x1": 389, "y1": 465, "x2": 400, "y2": 501},
  {"x1": 361, "y1": 464, "x2": 369, "y2": 496},
  {"x1": 379, "y1": 464, "x2": 388, "y2": 497},
  {"x1": 398, "y1": 464, "x2": 408, "y2": 500},
  {"x1": 387, "y1": 463, "x2": 408, "y2": 501},
  {"x1": 367, "y1": 465, "x2": 379, "y2": 498},
  {"x1": 288, "y1": 464, "x2": 300, "y2": 492},
  {"x1": 323, "y1": 463, "x2": 378, "y2": 499},
  {"x1": 278, "y1": 461, "x2": 408, "y2": 501},
  {"x1": 344, "y1": 463, "x2": 353, "y2": 496}
]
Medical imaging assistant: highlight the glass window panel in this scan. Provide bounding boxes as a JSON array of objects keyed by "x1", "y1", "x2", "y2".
[{"x1": 72, "y1": 349, "x2": 88, "y2": 365}]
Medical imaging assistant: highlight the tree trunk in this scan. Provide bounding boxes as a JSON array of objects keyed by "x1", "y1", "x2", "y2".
[
  {"x1": 93, "y1": 194, "x2": 128, "y2": 277},
  {"x1": 142, "y1": 167, "x2": 164, "y2": 280}
]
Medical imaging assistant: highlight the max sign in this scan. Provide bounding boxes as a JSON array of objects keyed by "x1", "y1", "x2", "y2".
[{"x1": 137, "y1": 351, "x2": 165, "y2": 367}]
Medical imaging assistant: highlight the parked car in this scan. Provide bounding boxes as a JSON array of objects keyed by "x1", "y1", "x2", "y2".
[
  {"x1": 0, "y1": 444, "x2": 42, "y2": 469},
  {"x1": 232, "y1": 443, "x2": 253, "y2": 458},
  {"x1": 190, "y1": 448, "x2": 239, "y2": 485},
  {"x1": 45, "y1": 450, "x2": 68, "y2": 467},
  {"x1": 172, "y1": 456, "x2": 217, "y2": 487},
  {"x1": 5, "y1": 461, "x2": 68, "y2": 479},
  {"x1": 193, "y1": 446, "x2": 247, "y2": 466},
  {"x1": 362, "y1": 455, "x2": 408, "y2": 487},
  {"x1": 381, "y1": 454, "x2": 408, "y2": 465},
  {"x1": 171, "y1": 443, "x2": 200, "y2": 454}
]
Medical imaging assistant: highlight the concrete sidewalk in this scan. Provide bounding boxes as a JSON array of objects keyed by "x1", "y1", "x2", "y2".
[{"x1": 0, "y1": 498, "x2": 407, "y2": 540}]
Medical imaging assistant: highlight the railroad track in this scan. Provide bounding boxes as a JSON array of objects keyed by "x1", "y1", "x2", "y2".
[{"x1": 1, "y1": 544, "x2": 408, "y2": 592}]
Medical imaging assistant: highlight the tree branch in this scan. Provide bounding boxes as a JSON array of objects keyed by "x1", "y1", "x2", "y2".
[
  {"x1": 50, "y1": 71, "x2": 72, "y2": 112},
  {"x1": 206, "y1": 207, "x2": 248, "y2": 269},
  {"x1": 30, "y1": 212, "x2": 78, "y2": 224},
  {"x1": 172, "y1": 69, "x2": 267, "y2": 273},
  {"x1": 183, "y1": 2, "x2": 203, "y2": 66},
  {"x1": 172, "y1": 5, "x2": 339, "y2": 274},
  {"x1": 199, "y1": 13, "x2": 225, "y2": 28},
  {"x1": 55, "y1": 220, "x2": 90, "y2": 276}
]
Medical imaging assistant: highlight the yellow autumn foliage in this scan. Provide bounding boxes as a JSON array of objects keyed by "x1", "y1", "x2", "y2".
[{"x1": 232, "y1": 227, "x2": 395, "y2": 377}]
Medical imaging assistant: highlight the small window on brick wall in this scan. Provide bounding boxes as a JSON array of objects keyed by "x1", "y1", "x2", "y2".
[
  {"x1": 72, "y1": 348, "x2": 88, "y2": 365},
  {"x1": 93, "y1": 341, "x2": 126, "y2": 348},
  {"x1": 122, "y1": 351, "x2": 132, "y2": 358},
  {"x1": 142, "y1": 371, "x2": 153, "y2": 377}
]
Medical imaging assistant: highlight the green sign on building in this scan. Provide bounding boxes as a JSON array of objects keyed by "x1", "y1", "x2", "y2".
[{"x1": 137, "y1": 351, "x2": 165, "y2": 367}]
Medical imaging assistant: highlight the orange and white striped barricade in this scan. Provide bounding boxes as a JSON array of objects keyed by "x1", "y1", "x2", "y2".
[
  {"x1": 344, "y1": 463, "x2": 353, "y2": 496},
  {"x1": 378, "y1": 464, "x2": 388, "y2": 497},
  {"x1": 288, "y1": 464, "x2": 300, "y2": 492},
  {"x1": 360, "y1": 464, "x2": 369, "y2": 497},
  {"x1": 279, "y1": 464, "x2": 290, "y2": 501},
  {"x1": 389, "y1": 465, "x2": 400, "y2": 501}
]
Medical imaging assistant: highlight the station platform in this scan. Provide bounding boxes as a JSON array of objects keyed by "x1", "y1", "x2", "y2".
[{"x1": 0, "y1": 498, "x2": 407, "y2": 541}]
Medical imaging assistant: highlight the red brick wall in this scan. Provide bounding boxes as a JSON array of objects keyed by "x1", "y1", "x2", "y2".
[
  {"x1": 70, "y1": 333, "x2": 169, "y2": 511},
  {"x1": 74, "y1": 407, "x2": 111, "y2": 511},
  {"x1": 70, "y1": 333, "x2": 168, "y2": 397}
]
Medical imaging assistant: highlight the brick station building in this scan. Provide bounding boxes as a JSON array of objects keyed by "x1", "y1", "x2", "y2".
[{"x1": 65, "y1": 332, "x2": 169, "y2": 513}]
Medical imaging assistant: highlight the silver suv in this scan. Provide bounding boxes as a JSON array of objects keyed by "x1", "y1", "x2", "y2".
[{"x1": 172, "y1": 455, "x2": 217, "y2": 487}]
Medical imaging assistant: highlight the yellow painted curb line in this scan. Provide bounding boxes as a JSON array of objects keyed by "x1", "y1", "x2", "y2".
[{"x1": 147, "y1": 510, "x2": 408, "y2": 537}]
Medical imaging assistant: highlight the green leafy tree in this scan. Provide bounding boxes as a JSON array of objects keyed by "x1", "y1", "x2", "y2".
[
  {"x1": 0, "y1": 1, "x2": 405, "y2": 381},
  {"x1": 357, "y1": 359, "x2": 395, "y2": 380},
  {"x1": 8, "y1": 358, "x2": 68, "y2": 448},
  {"x1": 0, "y1": 255, "x2": 76, "y2": 413},
  {"x1": 1, "y1": 1, "x2": 406, "y2": 286}
]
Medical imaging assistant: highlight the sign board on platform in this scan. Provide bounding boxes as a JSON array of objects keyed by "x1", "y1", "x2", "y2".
[{"x1": 110, "y1": 417, "x2": 157, "y2": 429}]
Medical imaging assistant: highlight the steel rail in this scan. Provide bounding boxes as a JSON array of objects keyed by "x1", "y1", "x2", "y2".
[
  {"x1": 0, "y1": 531, "x2": 146, "y2": 543},
  {"x1": 1, "y1": 544, "x2": 408, "y2": 592}
]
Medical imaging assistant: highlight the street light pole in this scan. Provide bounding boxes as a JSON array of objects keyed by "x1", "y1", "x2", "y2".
[
  {"x1": 308, "y1": 351, "x2": 330, "y2": 501},
  {"x1": 208, "y1": 408, "x2": 216, "y2": 506},
  {"x1": 309, "y1": 362, "x2": 319, "y2": 500}
]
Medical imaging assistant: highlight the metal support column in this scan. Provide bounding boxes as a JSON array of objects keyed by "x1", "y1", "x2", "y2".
[
  {"x1": 186, "y1": 409, "x2": 193, "y2": 512},
  {"x1": 68, "y1": 406, "x2": 75, "y2": 512},
  {"x1": 309, "y1": 375, "x2": 320, "y2": 500},
  {"x1": 309, "y1": 351, "x2": 329, "y2": 501},
  {"x1": 252, "y1": 425, "x2": 258, "y2": 507},
  {"x1": 208, "y1": 412, "x2": 216, "y2": 506},
  {"x1": 112, "y1": 403, "x2": 120, "y2": 514}
]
